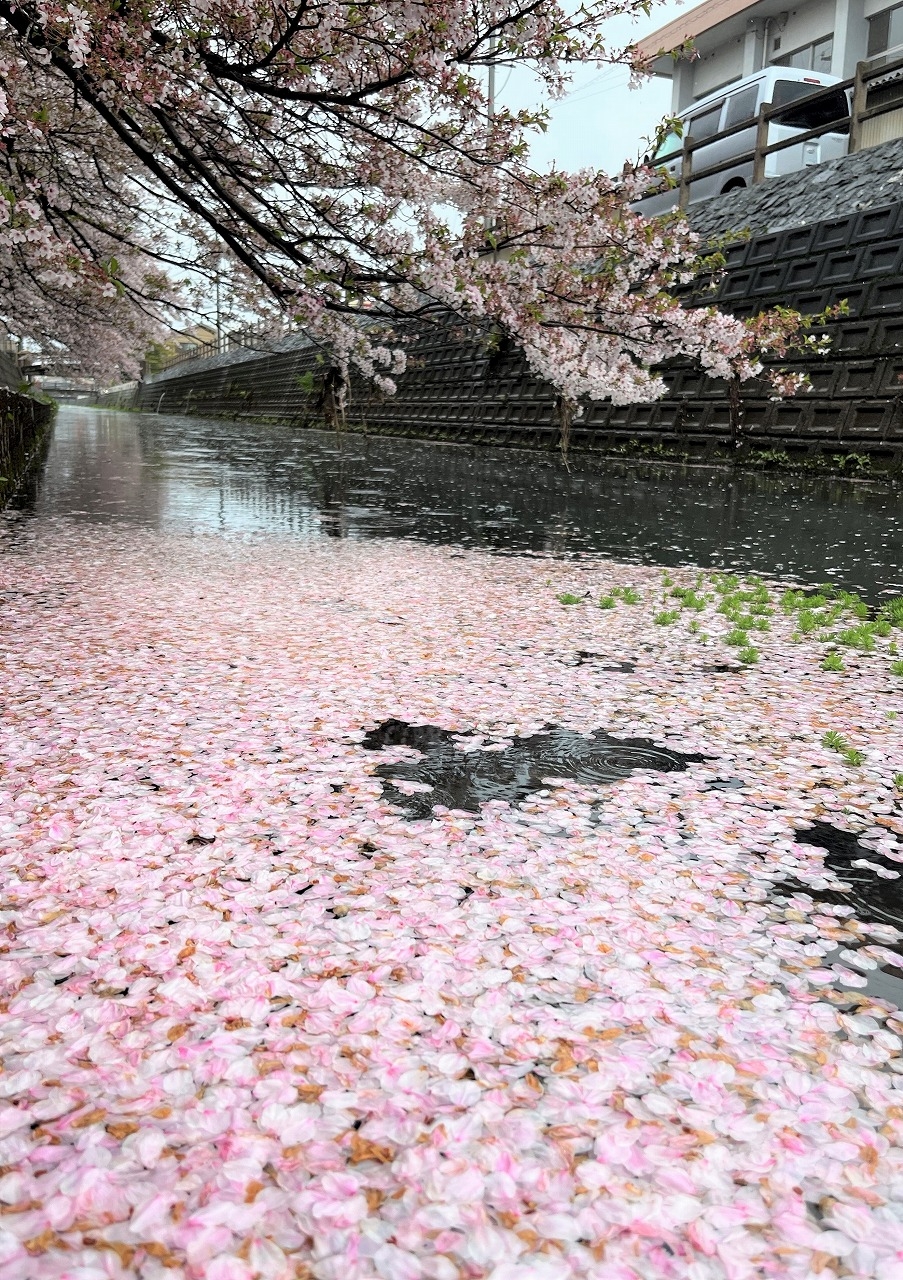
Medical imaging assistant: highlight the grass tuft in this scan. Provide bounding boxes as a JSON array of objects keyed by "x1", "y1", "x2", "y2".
[
  {"x1": 880, "y1": 598, "x2": 903, "y2": 627},
  {"x1": 821, "y1": 730, "x2": 865, "y2": 766}
]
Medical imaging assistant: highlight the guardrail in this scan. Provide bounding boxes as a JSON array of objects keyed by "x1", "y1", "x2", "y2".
[
  {"x1": 154, "y1": 324, "x2": 282, "y2": 373},
  {"x1": 665, "y1": 51, "x2": 903, "y2": 210}
]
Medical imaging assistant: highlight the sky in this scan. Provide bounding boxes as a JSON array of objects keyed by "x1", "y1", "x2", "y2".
[
  {"x1": 503, "y1": 0, "x2": 690, "y2": 175},
  {"x1": 196, "y1": 1, "x2": 695, "y2": 332}
]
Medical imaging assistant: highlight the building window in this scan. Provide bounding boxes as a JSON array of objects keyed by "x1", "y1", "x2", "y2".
[
  {"x1": 868, "y1": 3, "x2": 903, "y2": 57},
  {"x1": 772, "y1": 34, "x2": 834, "y2": 73}
]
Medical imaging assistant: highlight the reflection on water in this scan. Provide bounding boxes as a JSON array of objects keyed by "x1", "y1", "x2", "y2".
[
  {"x1": 361, "y1": 719, "x2": 708, "y2": 820},
  {"x1": 10, "y1": 406, "x2": 903, "y2": 600}
]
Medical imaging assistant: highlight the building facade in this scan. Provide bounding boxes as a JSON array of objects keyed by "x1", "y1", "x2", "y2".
[{"x1": 638, "y1": 0, "x2": 903, "y2": 122}]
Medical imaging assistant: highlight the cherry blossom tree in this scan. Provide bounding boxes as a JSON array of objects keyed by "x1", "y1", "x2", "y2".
[
  {"x1": 0, "y1": 49, "x2": 183, "y2": 379},
  {"x1": 0, "y1": 1, "x2": 815, "y2": 396}
]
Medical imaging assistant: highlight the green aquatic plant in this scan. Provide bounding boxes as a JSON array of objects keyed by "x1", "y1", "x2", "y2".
[
  {"x1": 725, "y1": 629, "x2": 748, "y2": 646},
  {"x1": 833, "y1": 452, "x2": 872, "y2": 473},
  {"x1": 837, "y1": 593, "x2": 868, "y2": 619},
  {"x1": 798, "y1": 611, "x2": 818, "y2": 634},
  {"x1": 821, "y1": 652, "x2": 845, "y2": 672},
  {"x1": 654, "y1": 610, "x2": 680, "y2": 626},
  {"x1": 836, "y1": 625, "x2": 876, "y2": 652},
  {"x1": 880, "y1": 598, "x2": 903, "y2": 627},
  {"x1": 599, "y1": 595, "x2": 616, "y2": 610},
  {"x1": 557, "y1": 593, "x2": 582, "y2": 606},
  {"x1": 717, "y1": 610, "x2": 750, "y2": 630},
  {"x1": 615, "y1": 586, "x2": 641, "y2": 605},
  {"x1": 783, "y1": 589, "x2": 828, "y2": 613},
  {"x1": 739, "y1": 646, "x2": 759, "y2": 665},
  {"x1": 894, "y1": 773, "x2": 903, "y2": 792},
  {"x1": 821, "y1": 730, "x2": 865, "y2": 766},
  {"x1": 892, "y1": 660, "x2": 903, "y2": 677},
  {"x1": 670, "y1": 587, "x2": 706, "y2": 611}
]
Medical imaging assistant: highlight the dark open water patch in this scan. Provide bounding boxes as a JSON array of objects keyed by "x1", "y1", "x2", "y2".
[
  {"x1": 571, "y1": 652, "x2": 636, "y2": 671},
  {"x1": 773, "y1": 821, "x2": 903, "y2": 1007},
  {"x1": 775, "y1": 821, "x2": 903, "y2": 928},
  {"x1": 362, "y1": 719, "x2": 707, "y2": 819}
]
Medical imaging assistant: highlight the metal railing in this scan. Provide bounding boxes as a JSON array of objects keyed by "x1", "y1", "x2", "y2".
[
  {"x1": 154, "y1": 322, "x2": 283, "y2": 373},
  {"x1": 663, "y1": 51, "x2": 903, "y2": 210}
]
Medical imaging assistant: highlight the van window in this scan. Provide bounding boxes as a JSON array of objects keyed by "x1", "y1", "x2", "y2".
[
  {"x1": 769, "y1": 80, "x2": 850, "y2": 130},
  {"x1": 724, "y1": 84, "x2": 760, "y2": 127},
  {"x1": 652, "y1": 129, "x2": 682, "y2": 162},
  {"x1": 687, "y1": 103, "x2": 724, "y2": 140}
]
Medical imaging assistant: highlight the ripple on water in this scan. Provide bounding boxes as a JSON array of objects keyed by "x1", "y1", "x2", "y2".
[{"x1": 362, "y1": 718, "x2": 708, "y2": 819}]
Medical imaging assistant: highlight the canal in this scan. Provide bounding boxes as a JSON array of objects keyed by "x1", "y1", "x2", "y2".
[
  {"x1": 1, "y1": 405, "x2": 903, "y2": 1278},
  {"x1": 12, "y1": 405, "x2": 903, "y2": 600}
]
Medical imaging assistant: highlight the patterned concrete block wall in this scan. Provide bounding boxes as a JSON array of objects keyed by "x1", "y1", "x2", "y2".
[
  {"x1": 126, "y1": 180, "x2": 903, "y2": 468},
  {"x1": 0, "y1": 389, "x2": 55, "y2": 505}
]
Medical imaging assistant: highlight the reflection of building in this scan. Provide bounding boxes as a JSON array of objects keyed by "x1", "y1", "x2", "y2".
[{"x1": 639, "y1": 0, "x2": 903, "y2": 145}]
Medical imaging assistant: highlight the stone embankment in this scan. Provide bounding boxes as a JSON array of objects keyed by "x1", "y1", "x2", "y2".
[
  {"x1": 101, "y1": 139, "x2": 903, "y2": 473},
  {"x1": 0, "y1": 388, "x2": 55, "y2": 506}
]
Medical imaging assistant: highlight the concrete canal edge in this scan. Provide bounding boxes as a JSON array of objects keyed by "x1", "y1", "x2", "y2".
[
  {"x1": 101, "y1": 141, "x2": 903, "y2": 477},
  {"x1": 0, "y1": 389, "x2": 56, "y2": 507}
]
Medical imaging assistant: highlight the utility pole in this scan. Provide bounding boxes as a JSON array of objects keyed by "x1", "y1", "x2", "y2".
[
  {"x1": 214, "y1": 261, "x2": 222, "y2": 354},
  {"x1": 484, "y1": 26, "x2": 498, "y2": 254}
]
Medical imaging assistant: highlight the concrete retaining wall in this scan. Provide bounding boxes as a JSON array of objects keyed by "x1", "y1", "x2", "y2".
[
  {"x1": 0, "y1": 389, "x2": 55, "y2": 505},
  {"x1": 103, "y1": 141, "x2": 903, "y2": 472}
]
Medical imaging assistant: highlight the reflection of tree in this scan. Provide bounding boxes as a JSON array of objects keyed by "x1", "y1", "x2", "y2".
[{"x1": 32, "y1": 410, "x2": 165, "y2": 528}]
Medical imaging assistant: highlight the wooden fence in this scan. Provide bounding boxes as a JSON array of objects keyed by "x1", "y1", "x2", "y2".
[{"x1": 674, "y1": 52, "x2": 903, "y2": 209}]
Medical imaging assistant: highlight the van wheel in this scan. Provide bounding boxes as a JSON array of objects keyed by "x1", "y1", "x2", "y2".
[{"x1": 720, "y1": 178, "x2": 747, "y2": 194}]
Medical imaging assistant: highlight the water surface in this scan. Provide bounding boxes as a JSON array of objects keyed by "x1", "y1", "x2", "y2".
[{"x1": 11, "y1": 406, "x2": 903, "y2": 600}]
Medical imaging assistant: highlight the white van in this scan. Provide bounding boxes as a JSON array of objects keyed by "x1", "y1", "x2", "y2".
[{"x1": 634, "y1": 66, "x2": 850, "y2": 215}]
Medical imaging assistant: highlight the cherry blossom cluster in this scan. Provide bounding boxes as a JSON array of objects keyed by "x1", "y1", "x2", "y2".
[{"x1": 0, "y1": 0, "x2": 812, "y2": 394}]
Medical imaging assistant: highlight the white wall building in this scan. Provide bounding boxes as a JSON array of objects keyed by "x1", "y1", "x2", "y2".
[{"x1": 638, "y1": 0, "x2": 903, "y2": 129}]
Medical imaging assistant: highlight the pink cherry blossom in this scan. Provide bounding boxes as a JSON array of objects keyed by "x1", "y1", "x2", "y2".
[{"x1": 0, "y1": 523, "x2": 902, "y2": 1277}]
